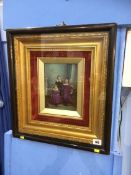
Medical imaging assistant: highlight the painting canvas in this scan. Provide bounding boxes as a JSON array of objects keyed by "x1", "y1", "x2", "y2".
[{"x1": 44, "y1": 63, "x2": 77, "y2": 111}]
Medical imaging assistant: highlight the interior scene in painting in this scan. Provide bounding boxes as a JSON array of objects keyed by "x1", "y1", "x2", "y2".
[{"x1": 44, "y1": 63, "x2": 77, "y2": 111}]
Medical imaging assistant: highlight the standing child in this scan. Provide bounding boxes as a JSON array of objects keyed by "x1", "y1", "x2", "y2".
[
  {"x1": 62, "y1": 78, "x2": 73, "y2": 105},
  {"x1": 55, "y1": 75, "x2": 63, "y2": 95}
]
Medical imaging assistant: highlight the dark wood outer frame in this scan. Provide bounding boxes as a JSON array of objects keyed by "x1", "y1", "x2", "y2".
[{"x1": 6, "y1": 23, "x2": 117, "y2": 154}]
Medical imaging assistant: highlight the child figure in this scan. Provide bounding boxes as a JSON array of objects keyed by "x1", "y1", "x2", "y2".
[
  {"x1": 55, "y1": 75, "x2": 63, "y2": 95},
  {"x1": 50, "y1": 84, "x2": 62, "y2": 106},
  {"x1": 62, "y1": 78, "x2": 73, "y2": 105}
]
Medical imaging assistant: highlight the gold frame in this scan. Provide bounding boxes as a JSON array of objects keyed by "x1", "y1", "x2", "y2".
[
  {"x1": 7, "y1": 24, "x2": 116, "y2": 154},
  {"x1": 14, "y1": 32, "x2": 108, "y2": 143}
]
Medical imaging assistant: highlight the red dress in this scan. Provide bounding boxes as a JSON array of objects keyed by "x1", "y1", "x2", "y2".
[
  {"x1": 62, "y1": 84, "x2": 73, "y2": 105},
  {"x1": 50, "y1": 90, "x2": 62, "y2": 105}
]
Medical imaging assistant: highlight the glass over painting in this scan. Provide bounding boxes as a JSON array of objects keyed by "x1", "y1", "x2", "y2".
[{"x1": 44, "y1": 63, "x2": 78, "y2": 111}]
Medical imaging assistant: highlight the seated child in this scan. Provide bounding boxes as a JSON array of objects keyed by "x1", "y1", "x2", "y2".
[{"x1": 50, "y1": 84, "x2": 62, "y2": 106}]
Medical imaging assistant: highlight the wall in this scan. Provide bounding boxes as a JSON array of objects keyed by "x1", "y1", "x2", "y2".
[
  {"x1": 0, "y1": 1, "x2": 6, "y2": 41},
  {"x1": 3, "y1": 0, "x2": 131, "y2": 29},
  {"x1": 0, "y1": 2, "x2": 12, "y2": 174},
  {"x1": 0, "y1": 5, "x2": 2, "y2": 26},
  {"x1": 5, "y1": 131, "x2": 116, "y2": 175},
  {"x1": 3, "y1": 0, "x2": 131, "y2": 175}
]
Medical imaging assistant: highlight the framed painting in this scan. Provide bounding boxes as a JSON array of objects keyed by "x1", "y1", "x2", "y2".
[{"x1": 7, "y1": 23, "x2": 116, "y2": 154}]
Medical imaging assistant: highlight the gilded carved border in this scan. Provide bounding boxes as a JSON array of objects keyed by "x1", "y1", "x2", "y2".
[{"x1": 13, "y1": 32, "x2": 109, "y2": 144}]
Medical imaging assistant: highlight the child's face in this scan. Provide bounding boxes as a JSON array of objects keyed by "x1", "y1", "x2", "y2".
[
  {"x1": 57, "y1": 76, "x2": 61, "y2": 81},
  {"x1": 53, "y1": 85, "x2": 58, "y2": 90},
  {"x1": 65, "y1": 79, "x2": 69, "y2": 84}
]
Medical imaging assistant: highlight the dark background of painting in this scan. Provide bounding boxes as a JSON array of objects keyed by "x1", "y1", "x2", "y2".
[{"x1": 44, "y1": 63, "x2": 77, "y2": 95}]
